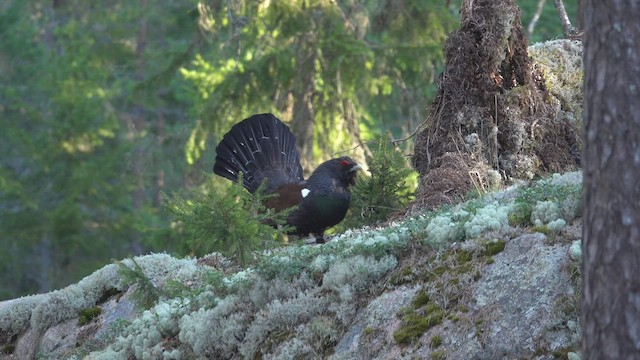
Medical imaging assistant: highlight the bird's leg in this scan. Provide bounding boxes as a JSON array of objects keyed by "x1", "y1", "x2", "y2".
[{"x1": 303, "y1": 233, "x2": 325, "y2": 244}]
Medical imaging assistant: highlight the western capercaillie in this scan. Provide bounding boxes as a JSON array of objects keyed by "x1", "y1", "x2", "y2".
[{"x1": 214, "y1": 113, "x2": 361, "y2": 243}]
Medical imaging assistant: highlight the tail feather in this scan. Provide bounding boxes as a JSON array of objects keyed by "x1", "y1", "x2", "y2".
[{"x1": 214, "y1": 113, "x2": 304, "y2": 193}]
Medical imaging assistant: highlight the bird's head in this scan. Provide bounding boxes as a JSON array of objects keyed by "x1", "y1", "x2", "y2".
[{"x1": 309, "y1": 156, "x2": 362, "y2": 187}]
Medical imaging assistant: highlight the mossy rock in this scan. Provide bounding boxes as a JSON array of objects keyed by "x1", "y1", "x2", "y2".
[{"x1": 78, "y1": 306, "x2": 102, "y2": 326}]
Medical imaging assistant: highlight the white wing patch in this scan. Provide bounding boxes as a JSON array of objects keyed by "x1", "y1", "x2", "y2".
[{"x1": 301, "y1": 188, "x2": 311, "y2": 198}]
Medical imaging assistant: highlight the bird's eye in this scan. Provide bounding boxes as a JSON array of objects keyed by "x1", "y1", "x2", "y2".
[{"x1": 340, "y1": 160, "x2": 350, "y2": 166}]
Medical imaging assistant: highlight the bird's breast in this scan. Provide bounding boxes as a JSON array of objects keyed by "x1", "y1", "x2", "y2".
[{"x1": 302, "y1": 191, "x2": 350, "y2": 221}]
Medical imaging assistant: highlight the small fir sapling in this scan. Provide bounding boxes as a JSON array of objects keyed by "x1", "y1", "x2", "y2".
[
  {"x1": 164, "y1": 173, "x2": 291, "y2": 265},
  {"x1": 342, "y1": 135, "x2": 415, "y2": 228}
]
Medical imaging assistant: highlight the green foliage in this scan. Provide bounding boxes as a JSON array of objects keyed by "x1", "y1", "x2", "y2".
[
  {"x1": 164, "y1": 174, "x2": 290, "y2": 265},
  {"x1": 2, "y1": 345, "x2": 15, "y2": 355},
  {"x1": 0, "y1": 0, "x2": 199, "y2": 300},
  {"x1": 0, "y1": 0, "x2": 578, "y2": 301},
  {"x1": 517, "y1": 0, "x2": 579, "y2": 42},
  {"x1": 78, "y1": 306, "x2": 102, "y2": 326},
  {"x1": 394, "y1": 285, "x2": 448, "y2": 345},
  {"x1": 509, "y1": 181, "x2": 582, "y2": 227},
  {"x1": 162, "y1": 269, "x2": 225, "y2": 300},
  {"x1": 394, "y1": 303, "x2": 445, "y2": 345},
  {"x1": 116, "y1": 259, "x2": 162, "y2": 309},
  {"x1": 430, "y1": 334, "x2": 443, "y2": 348},
  {"x1": 412, "y1": 289, "x2": 431, "y2": 308},
  {"x1": 483, "y1": 239, "x2": 506, "y2": 257},
  {"x1": 181, "y1": 1, "x2": 458, "y2": 166},
  {"x1": 341, "y1": 136, "x2": 416, "y2": 229}
]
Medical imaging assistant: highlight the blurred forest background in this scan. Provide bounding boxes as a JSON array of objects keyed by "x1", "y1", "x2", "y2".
[{"x1": 0, "y1": 0, "x2": 577, "y2": 300}]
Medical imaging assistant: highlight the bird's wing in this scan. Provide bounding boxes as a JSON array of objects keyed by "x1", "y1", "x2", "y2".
[{"x1": 264, "y1": 182, "x2": 306, "y2": 212}]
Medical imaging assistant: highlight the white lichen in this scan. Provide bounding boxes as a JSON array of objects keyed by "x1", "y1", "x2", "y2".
[
  {"x1": 567, "y1": 352, "x2": 582, "y2": 360},
  {"x1": 426, "y1": 213, "x2": 460, "y2": 246},
  {"x1": 547, "y1": 218, "x2": 567, "y2": 232},
  {"x1": 531, "y1": 200, "x2": 561, "y2": 226},
  {"x1": 528, "y1": 40, "x2": 584, "y2": 124},
  {"x1": 4, "y1": 171, "x2": 588, "y2": 359},
  {"x1": 569, "y1": 240, "x2": 582, "y2": 262},
  {"x1": 464, "y1": 202, "x2": 511, "y2": 238}
]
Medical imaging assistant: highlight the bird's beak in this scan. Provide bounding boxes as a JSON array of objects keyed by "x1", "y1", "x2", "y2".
[{"x1": 347, "y1": 163, "x2": 363, "y2": 186}]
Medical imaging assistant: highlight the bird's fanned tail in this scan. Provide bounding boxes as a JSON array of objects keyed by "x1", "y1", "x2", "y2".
[{"x1": 214, "y1": 113, "x2": 304, "y2": 193}]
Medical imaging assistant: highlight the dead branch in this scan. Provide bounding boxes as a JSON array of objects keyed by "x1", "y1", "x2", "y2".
[
  {"x1": 527, "y1": 0, "x2": 546, "y2": 36},
  {"x1": 554, "y1": 0, "x2": 579, "y2": 37}
]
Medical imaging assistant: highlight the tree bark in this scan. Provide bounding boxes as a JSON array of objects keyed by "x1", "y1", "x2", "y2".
[
  {"x1": 131, "y1": 0, "x2": 148, "y2": 255},
  {"x1": 291, "y1": 34, "x2": 317, "y2": 175},
  {"x1": 527, "y1": 0, "x2": 546, "y2": 36},
  {"x1": 411, "y1": 0, "x2": 564, "y2": 210},
  {"x1": 576, "y1": 0, "x2": 584, "y2": 30},
  {"x1": 154, "y1": 111, "x2": 165, "y2": 207},
  {"x1": 582, "y1": 1, "x2": 640, "y2": 358},
  {"x1": 36, "y1": 234, "x2": 53, "y2": 293},
  {"x1": 553, "y1": 0, "x2": 577, "y2": 37}
]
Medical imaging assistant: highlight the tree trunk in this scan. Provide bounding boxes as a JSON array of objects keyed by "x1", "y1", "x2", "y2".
[
  {"x1": 411, "y1": 0, "x2": 569, "y2": 210},
  {"x1": 154, "y1": 111, "x2": 165, "y2": 207},
  {"x1": 291, "y1": 35, "x2": 317, "y2": 176},
  {"x1": 36, "y1": 234, "x2": 53, "y2": 293},
  {"x1": 131, "y1": 0, "x2": 148, "y2": 255},
  {"x1": 582, "y1": 1, "x2": 640, "y2": 359},
  {"x1": 576, "y1": 0, "x2": 584, "y2": 30}
]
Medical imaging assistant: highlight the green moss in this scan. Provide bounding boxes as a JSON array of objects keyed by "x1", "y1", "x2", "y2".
[
  {"x1": 424, "y1": 302, "x2": 441, "y2": 314},
  {"x1": 392, "y1": 325, "x2": 417, "y2": 344},
  {"x1": 423, "y1": 264, "x2": 450, "y2": 283},
  {"x1": 393, "y1": 295, "x2": 445, "y2": 345},
  {"x1": 393, "y1": 309, "x2": 444, "y2": 345},
  {"x1": 483, "y1": 240, "x2": 506, "y2": 256},
  {"x1": 456, "y1": 249, "x2": 473, "y2": 263},
  {"x1": 396, "y1": 306, "x2": 413, "y2": 319},
  {"x1": 429, "y1": 334, "x2": 443, "y2": 348},
  {"x1": 363, "y1": 327, "x2": 375, "y2": 336},
  {"x1": 473, "y1": 270, "x2": 482, "y2": 280},
  {"x1": 78, "y1": 306, "x2": 102, "y2": 326},
  {"x1": 531, "y1": 225, "x2": 551, "y2": 235},
  {"x1": 567, "y1": 260, "x2": 581, "y2": 287},
  {"x1": 97, "y1": 288, "x2": 121, "y2": 304},
  {"x1": 2, "y1": 344, "x2": 15, "y2": 354},
  {"x1": 412, "y1": 289, "x2": 430, "y2": 308},
  {"x1": 551, "y1": 348, "x2": 571, "y2": 358},
  {"x1": 432, "y1": 265, "x2": 449, "y2": 276},
  {"x1": 455, "y1": 262, "x2": 474, "y2": 274},
  {"x1": 390, "y1": 266, "x2": 415, "y2": 285},
  {"x1": 401, "y1": 266, "x2": 414, "y2": 276},
  {"x1": 431, "y1": 350, "x2": 446, "y2": 360},
  {"x1": 508, "y1": 204, "x2": 531, "y2": 227}
]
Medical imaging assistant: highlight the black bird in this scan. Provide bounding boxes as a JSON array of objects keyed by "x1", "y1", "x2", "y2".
[{"x1": 213, "y1": 113, "x2": 361, "y2": 243}]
